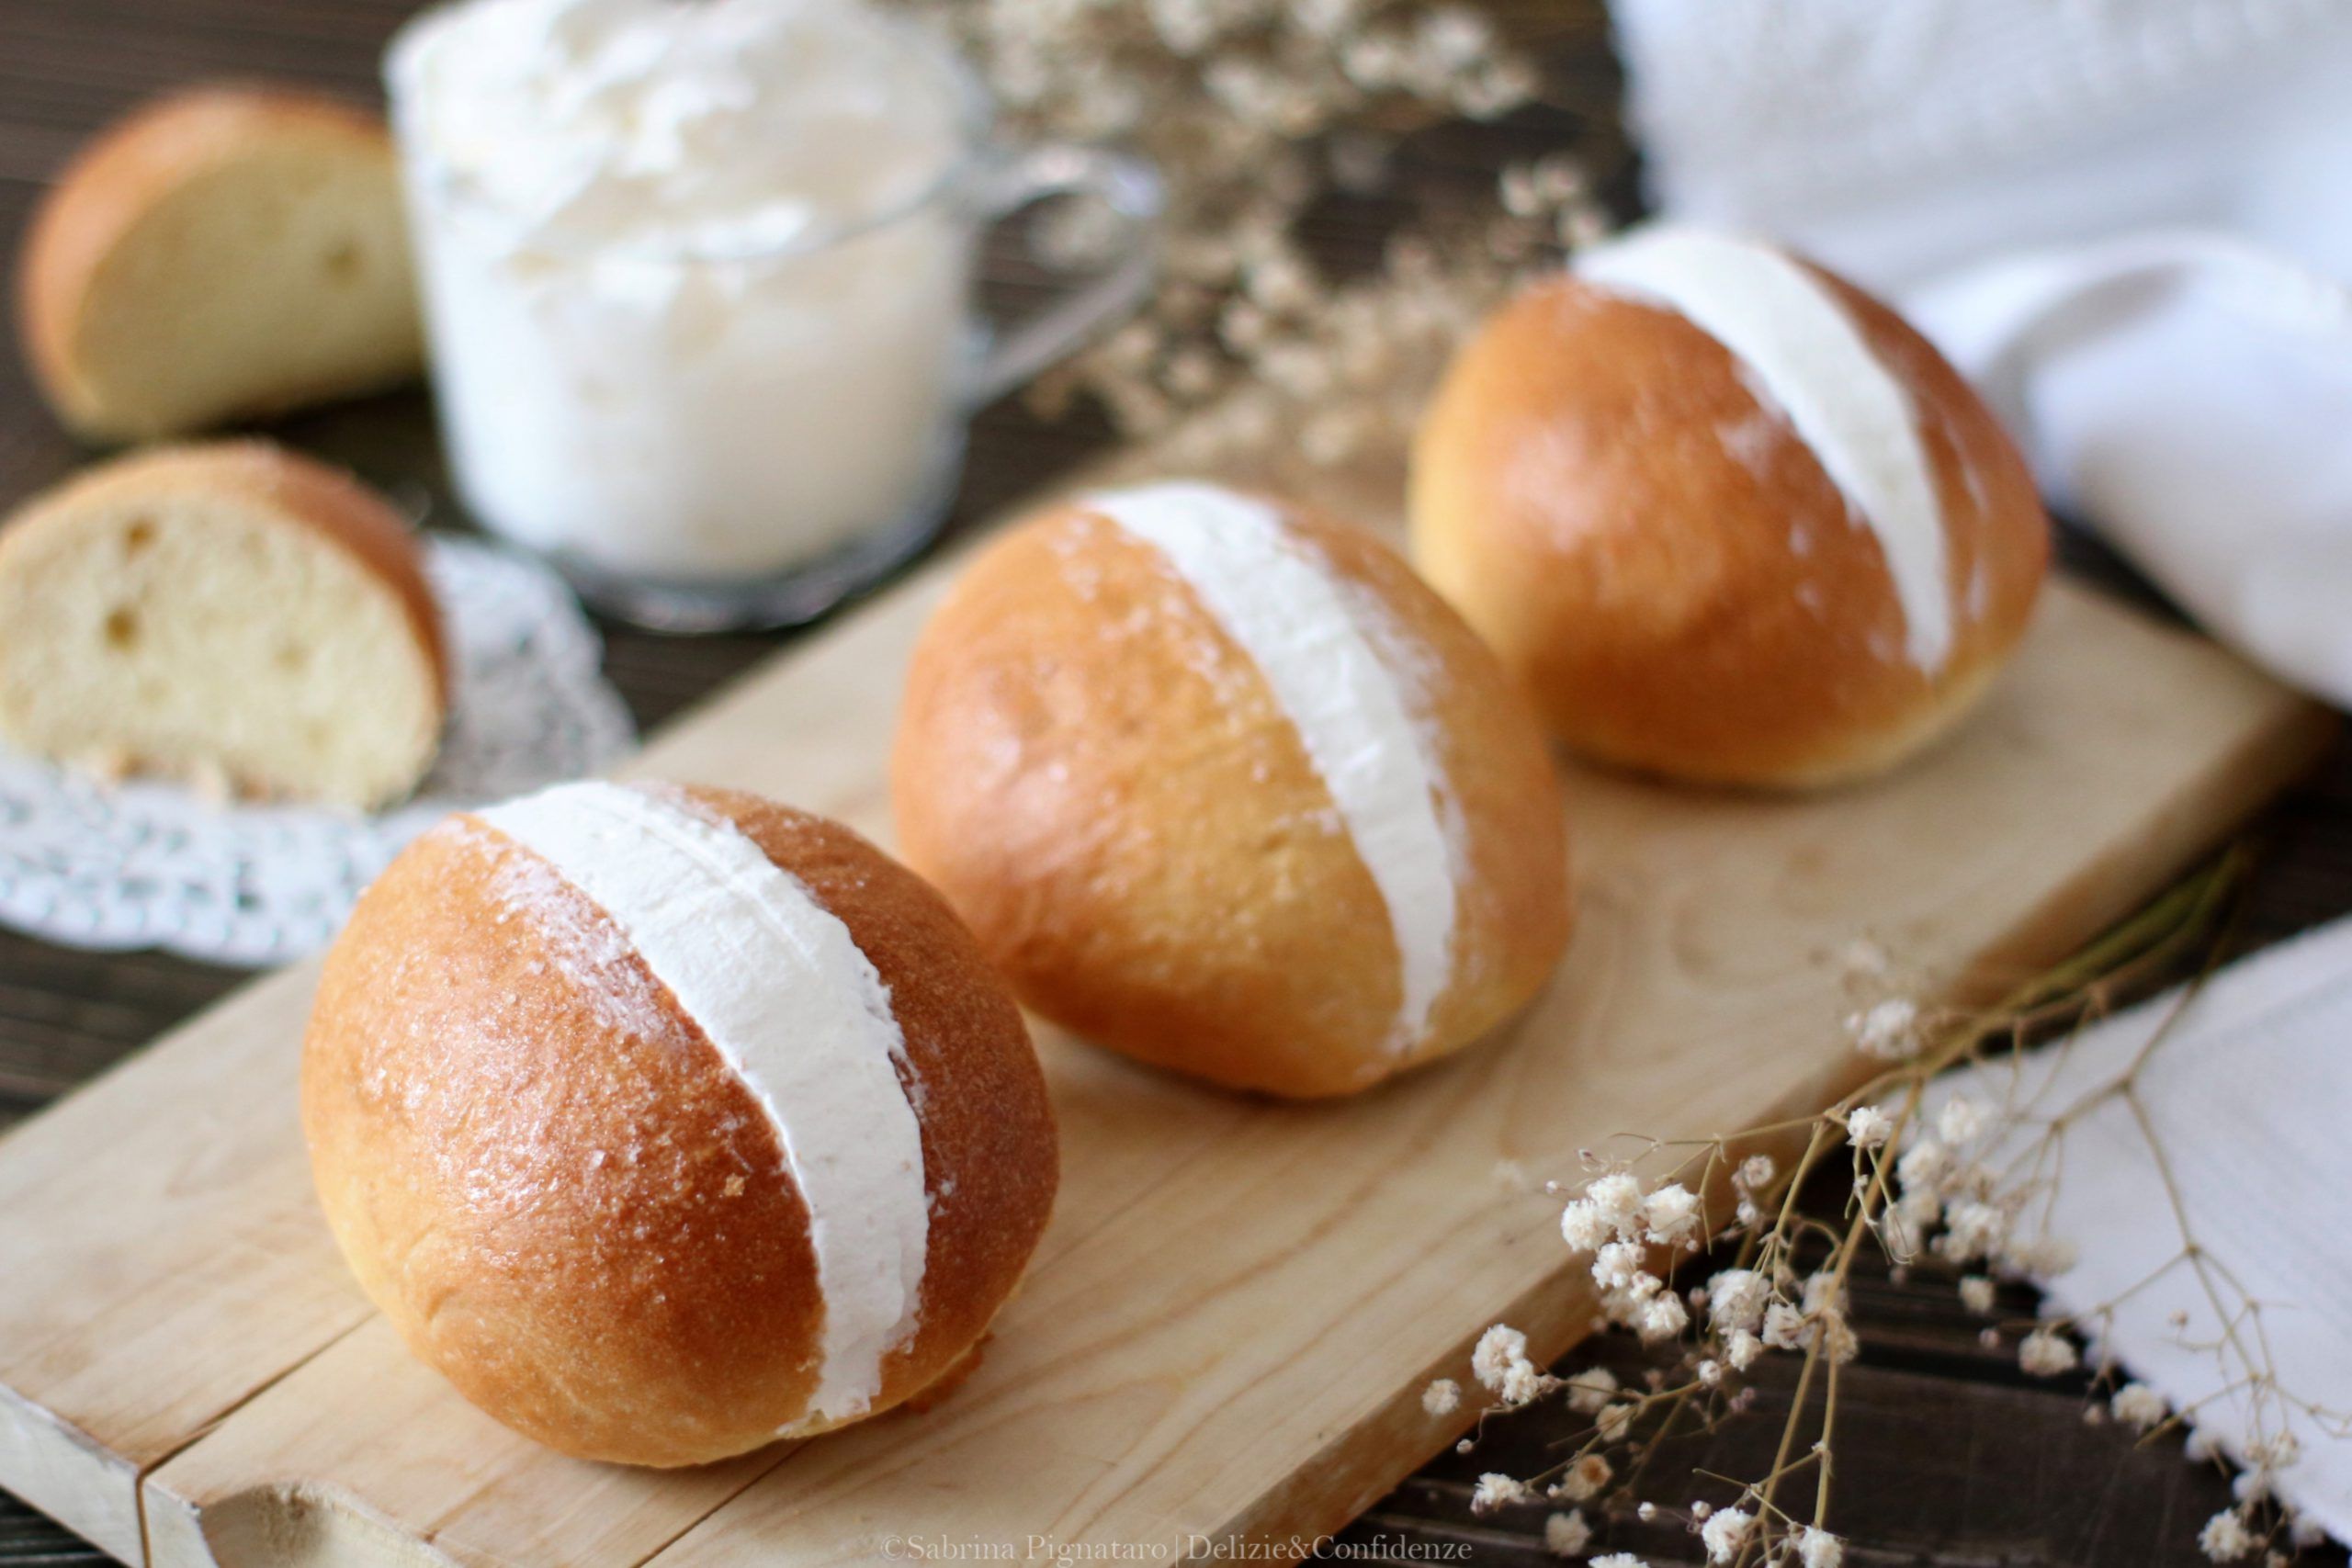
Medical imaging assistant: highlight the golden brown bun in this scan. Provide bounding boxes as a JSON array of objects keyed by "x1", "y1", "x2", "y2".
[
  {"x1": 18, "y1": 86, "x2": 424, "y2": 442},
  {"x1": 302, "y1": 786, "x2": 1058, "y2": 1466},
  {"x1": 0, "y1": 441, "x2": 446, "y2": 808},
  {"x1": 892, "y1": 491, "x2": 1572, "y2": 1100},
  {"x1": 1410, "y1": 242, "x2": 2051, "y2": 788}
]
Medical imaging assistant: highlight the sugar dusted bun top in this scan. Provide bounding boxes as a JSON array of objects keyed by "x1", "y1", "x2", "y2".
[
  {"x1": 303, "y1": 781, "x2": 1057, "y2": 1467},
  {"x1": 894, "y1": 481, "x2": 1572, "y2": 1100},
  {"x1": 1411, "y1": 223, "x2": 2051, "y2": 788},
  {"x1": 1095, "y1": 483, "x2": 1465, "y2": 1054}
]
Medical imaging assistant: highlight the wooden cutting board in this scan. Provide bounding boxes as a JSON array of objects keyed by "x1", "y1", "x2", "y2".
[{"x1": 0, "y1": 438, "x2": 2332, "y2": 1568}]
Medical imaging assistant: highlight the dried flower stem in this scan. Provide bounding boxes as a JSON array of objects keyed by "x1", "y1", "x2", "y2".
[{"x1": 1451, "y1": 845, "x2": 2349, "y2": 1565}]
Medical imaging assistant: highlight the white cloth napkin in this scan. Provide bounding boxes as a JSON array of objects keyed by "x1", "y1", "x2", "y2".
[
  {"x1": 1927, "y1": 915, "x2": 2352, "y2": 1540},
  {"x1": 1907, "y1": 235, "x2": 2352, "y2": 706},
  {"x1": 1610, "y1": 0, "x2": 2352, "y2": 709}
]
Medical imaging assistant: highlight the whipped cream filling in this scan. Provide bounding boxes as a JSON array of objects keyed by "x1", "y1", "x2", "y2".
[
  {"x1": 387, "y1": 0, "x2": 967, "y2": 258},
  {"x1": 476, "y1": 781, "x2": 927, "y2": 1427},
  {"x1": 385, "y1": 0, "x2": 976, "y2": 582},
  {"x1": 1576, "y1": 224, "x2": 1956, "y2": 671},
  {"x1": 1086, "y1": 482, "x2": 1460, "y2": 1053}
]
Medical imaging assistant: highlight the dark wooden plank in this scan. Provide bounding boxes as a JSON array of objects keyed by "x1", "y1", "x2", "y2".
[{"x1": 0, "y1": 1495, "x2": 107, "y2": 1568}]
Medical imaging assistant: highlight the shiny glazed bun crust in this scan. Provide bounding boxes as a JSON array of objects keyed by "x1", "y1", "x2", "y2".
[
  {"x1": 1410, "y1": 228, "x2": 2051, "y2": 787},
  {"x1": 302, "y1": 784, "x2": 1057, "y2": 1467},
  {"x1": 892, "y1": 484, "x2": 1572, "y2": 1100}
]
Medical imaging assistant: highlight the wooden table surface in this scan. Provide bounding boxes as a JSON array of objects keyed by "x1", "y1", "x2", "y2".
[{"x1": 3, "y1": 4, "x2": 2348, "y2": 1564}]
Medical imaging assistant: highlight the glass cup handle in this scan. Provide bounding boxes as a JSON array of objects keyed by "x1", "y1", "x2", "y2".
[{"x1": 969, "y1": 144, "x2": 1166, "y2": 408}]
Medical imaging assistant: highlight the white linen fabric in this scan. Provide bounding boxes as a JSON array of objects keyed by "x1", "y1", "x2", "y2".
[
  {"x1": 1927, "y1": 916, "x2": 2352, "y2": 1541},
  {"x1": 1612, "y1": 0, "x2": 2352, "y2": 706}
]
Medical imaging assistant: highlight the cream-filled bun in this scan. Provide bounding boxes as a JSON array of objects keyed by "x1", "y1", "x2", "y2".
[
  {"x1": 1411, "y1": 223, "x2": 2051, "y2": 787},
  {"x1": 892, "y1": 481, "x2": 1573, "y2": 1100},
  {"x1": 302, "y1": 781, "x2": 1057, "y2": 1467}
]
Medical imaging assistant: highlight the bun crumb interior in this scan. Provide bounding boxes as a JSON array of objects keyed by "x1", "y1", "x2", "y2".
[{"x1": 0, "y1": 442, "x2": 445, "y2": 809}]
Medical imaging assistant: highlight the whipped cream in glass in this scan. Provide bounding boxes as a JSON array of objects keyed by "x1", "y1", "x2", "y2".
[{"x1": 388, "y1": 0, "x2": 1159, "y2": 629}]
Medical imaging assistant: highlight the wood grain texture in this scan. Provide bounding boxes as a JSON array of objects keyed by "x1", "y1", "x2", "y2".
[
  {"x1": 0, "y1": 409, "x2": 2327, "y2": 1563},
  {"x1": 2, "y1": 3, "x2": 2349, "y2": 1565}
]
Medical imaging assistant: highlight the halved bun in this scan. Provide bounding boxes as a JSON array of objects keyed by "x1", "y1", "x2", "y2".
[
  {"x1": 0, "y1": 441, "x2": 445, "y2": 808},
  {"x1": 18, "y1": 86, "x2": 424, "y2": 442}
]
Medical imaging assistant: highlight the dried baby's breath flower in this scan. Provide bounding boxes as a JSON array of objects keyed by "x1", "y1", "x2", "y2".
[
  {"x1": 1959, "y1": 1275, "x2": 1996, "y2": 1314},
  {"x1": 1700, "y1": 1506, "x2": 1752, "y2": 1563},
  {"x1": 1844, "y1": 1103, "x2": 1894, "y2": 1150},
  {"x1": 1470, "y1": 1323, "x2": 1525, "y2": 1388},
  {"x1": 1762, "y1": 1302, "x2": 1808, "y2": 1351},
  {"x1": 1847, "y1": 997, "x2": 1922, "y2": 1059},
  {"x1": 1472, "y1": 1472, "x2": 1531, "y2": 1514},
  {"x1": 1881, "y1": 1183, "x2": 1941, "y2": 1260},
  {"x1": 1816, "y1": 1306, "x2": 1860, "y2": 1365},
  {"x1": 1736, "y1": 1155, "x2": 1776, "y2": 1191},
  {"x1": 2001, "y1": 1233, "x2": 2080, "y2": 1277},
  {"x1": 1420, "y1": 1377, "x2": 1460, "y2": 1416},
  {"x1": 1642, "y1": 1182, "x2": 1702, "y2": 1244},
  {"x1": 1937, "y1": 1199, "x2": 2007, "y2": 1265},
  {"x1": 1796, "y1": 1527, "x2": 1845, "y2": 1568},
  {"x1": 1634, "y1": 1291, "x2": 1689, "y2": 1343},
  {"x1": 942, "y1": 0, "x2": 1566, "y2": 449},
  {"x1": 1937, "y1": 1096, "x2": 1986, "y2": 1145},
  {"x1": 1894, "y1": 1138, "x2": 1949, "y2": 1196},
  {"x1": 1590, "y1": 1555, "x2": 1651, "y2": 1568},
  {"x1": 1471, "y1": 1322, "x2": 1555, "y2": 1407},
  {"x1": 2110, "y1": 1382, "x2": 2166, "y2": 1430},
  {"x1": 1592, "y1": 1240, "x2": 1648, "y2": 1293},
  {"x1": 2018, "y1": 1327, "x2": 2080, "y2": 1378},
  {"x1": 1706, "y1": 1269, "x2": 1770, "y2": 1336},
  {"x1": 1554, "y1": 1453, "x2": 1612, "y2": 1502},
  {"x1": 2199, "y1": 1507, "x2": 2256, "y2": 1562},
  {"x1": 1543, "y1": 1508, "x2": 1591, "y2": 1557},
  {"x1": 1588, "y1": 1170, "x2": 1645, "y2": 1232}
]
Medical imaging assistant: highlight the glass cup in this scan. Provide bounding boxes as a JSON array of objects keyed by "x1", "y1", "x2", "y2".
[{"x1": 386, "y1": 12, "x2": 1163, "y2": 632}]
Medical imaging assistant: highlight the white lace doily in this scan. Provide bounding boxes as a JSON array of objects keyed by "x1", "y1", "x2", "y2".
[{"x1": 0, "y1": 536, "x2": 636, "y2": 966}]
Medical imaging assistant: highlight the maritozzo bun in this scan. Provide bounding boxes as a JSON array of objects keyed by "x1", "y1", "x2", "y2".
[
  {"x1": 302, "y1": 781, "x2": 1057, "y2": 1467},
  {"x1": 892, "y1": 480, "x2": 1572, "y2": 1100},
  {"x1": 1411, "y1": 222, "x2": 2051, "y2": 787}
]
